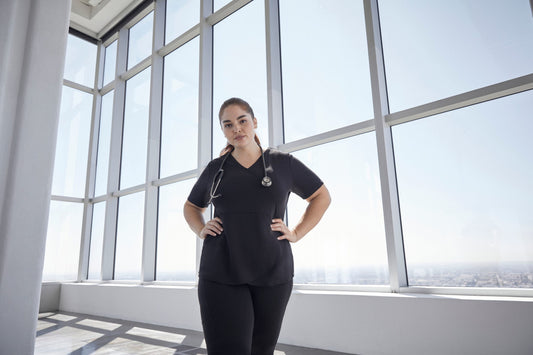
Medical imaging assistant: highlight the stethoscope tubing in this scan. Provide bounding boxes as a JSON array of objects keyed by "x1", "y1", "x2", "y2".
[{"x1": 208, "y1": 147, "x2": 271, "y2": 205}]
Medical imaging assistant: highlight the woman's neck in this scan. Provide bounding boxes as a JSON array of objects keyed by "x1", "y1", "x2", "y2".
[{"x1": 232, "y1": 143, "x2": 261, "y2": 166}]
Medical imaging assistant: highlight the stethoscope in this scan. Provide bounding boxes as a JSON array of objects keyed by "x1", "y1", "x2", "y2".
[{"x1": 208, "y1": 147, "x2": 271, "y2": 205}]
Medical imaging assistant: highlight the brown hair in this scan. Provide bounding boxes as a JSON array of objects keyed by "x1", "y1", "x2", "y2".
[{"x1": 218, "y1": 97, "x2": 261, "y2": 156}]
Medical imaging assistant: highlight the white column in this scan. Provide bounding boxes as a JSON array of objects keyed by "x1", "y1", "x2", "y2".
[{"x1": 0, "y1": 0, "x2": 71, "y2": 354}]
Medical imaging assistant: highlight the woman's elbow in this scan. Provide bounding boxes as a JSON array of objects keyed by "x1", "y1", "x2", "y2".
[
  {"x1": 309, "y1": 185, "x2": 331, "y2": 209},
  {"x1": 183, "y1": 200, "x2": 202, "y2": 219},
  {"x1": 322, "y1": 185, "x2": 332, "y2": 208}
]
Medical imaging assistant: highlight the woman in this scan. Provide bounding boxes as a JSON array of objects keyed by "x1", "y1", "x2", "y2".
[{"x1": 183, "y1": 97, "x2": 330, "y2": 354}]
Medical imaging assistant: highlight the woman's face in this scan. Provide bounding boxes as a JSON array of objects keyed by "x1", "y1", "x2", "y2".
[{"x1": 220, "y1": 104, "x2": 258, "y2": 149}]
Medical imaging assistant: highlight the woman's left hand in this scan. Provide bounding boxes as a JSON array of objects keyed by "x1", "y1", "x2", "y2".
[{"x1": 271, "y1": 218, "x2": 299, "y2": 243}]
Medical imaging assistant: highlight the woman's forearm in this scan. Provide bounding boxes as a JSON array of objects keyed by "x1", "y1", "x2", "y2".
[
  {"x1": 183, "y1": 201, "x2": 207, "y2": 238},
  {"x1": 292, "y1": 185, "x2": 331, "y2": 241}
]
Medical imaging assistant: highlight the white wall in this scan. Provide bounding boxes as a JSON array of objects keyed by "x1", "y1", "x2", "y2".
[
  {"x1": 39, "y1": 283, "x2": 62, "y2": 313},
  {"x1": 0, "y1": 1, "x2": 70, "y2": 354},
  {"x1": 59, "y1": 283, "x2": 533, "y2": 355},
  {"x1": 60, "y1": 283, "x2": 202, "y2": 331}
]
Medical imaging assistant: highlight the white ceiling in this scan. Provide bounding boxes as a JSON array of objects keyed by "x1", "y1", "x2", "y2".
[{"x1": 70, "y1": 0, "x2": 145, "y2": 40}]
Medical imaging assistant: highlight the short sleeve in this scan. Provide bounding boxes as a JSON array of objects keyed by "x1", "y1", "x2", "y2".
[
  {"x1": 289, "y1": 154, "x2": 323, "y2": 199},
  {"x1": 187, "y1": 164, "x2": 213, "y2": 208}
]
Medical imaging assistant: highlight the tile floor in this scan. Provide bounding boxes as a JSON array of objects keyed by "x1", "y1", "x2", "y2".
[{"x1": 35, "y1": 312, "x2": 354, "y2": 354}]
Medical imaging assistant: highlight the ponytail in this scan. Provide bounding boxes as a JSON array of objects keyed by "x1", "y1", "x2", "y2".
[{"x1": 220, "y1": 143, "x2": 234, "y2": 156}]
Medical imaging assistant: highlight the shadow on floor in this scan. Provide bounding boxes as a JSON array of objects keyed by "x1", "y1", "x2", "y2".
[{"x1": 35, "y1": 312, "x2": 353, "y2": 355}]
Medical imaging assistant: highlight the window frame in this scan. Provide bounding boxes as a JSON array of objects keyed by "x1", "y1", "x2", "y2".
[{"x1": 48, "y1": 0, "x2": 533, "y2": 298}]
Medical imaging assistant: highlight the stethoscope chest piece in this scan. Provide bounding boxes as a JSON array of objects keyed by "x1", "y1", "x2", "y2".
[
  {"x1": 262, "y1": 175, "x2": 272, "y2": 187},
  {"x1": 209, "y1": 147, "x2": 272, "y2": 205}
]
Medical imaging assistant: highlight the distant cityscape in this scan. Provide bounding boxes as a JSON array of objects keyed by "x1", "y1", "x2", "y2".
[
  {"x1": 154, "y1": 262, "x2": 533, "y2": 289},
  {"x1": 407, "y1": 262, "x2": 533, "y2": 288},
  {"x1": 90, "y1": 262, "x2": 533, "y2": 290}
]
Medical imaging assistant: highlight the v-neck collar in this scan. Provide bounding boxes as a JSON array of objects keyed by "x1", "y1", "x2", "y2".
[{"x1": 229, "y1": 148, "x2": 268, "y2": 170}]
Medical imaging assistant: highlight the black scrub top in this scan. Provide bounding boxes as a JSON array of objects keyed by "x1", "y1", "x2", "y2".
[{"x1": 187, "y1": 148, "x2": 323, "y2": 286}]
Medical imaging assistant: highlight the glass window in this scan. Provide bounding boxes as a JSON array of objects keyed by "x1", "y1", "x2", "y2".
[
  {"x1": 379, "y1": 0, "x2": 533, "y2": 112},
  {"x1": 42, "y1": 201, "x2": 84, "y2": 281},
  {"x1": 160, "y1": 38, "x2": 199, "y2": 178},
  {"x1": 165, "y1": 0, "x2": 200, "y2": 43},
  {"x1": 63, "y1": 34, "x2": 97, "y2": 87},
  {"x1": 128, "y1": 12, "x2": 154, "y2": 69},
  {"x1": 94, "y1": 92, "x2": 114, "y2": 197},
  {"x1": 114, "y1": 192, "x2": 145, "y2": 280},
  {"x1": 214, "y1": 0, "x2": 232, "y2": 12},
  {"x1": 289, "y1": 134, "x2": 389, "y2": 285},
  {"x1": 279, "y1": 0, "x2": 373, "y2": 142},
  {"x1": 213, "y1": 1, "x2": 268, "y2": 156},
  {"x1": 103, "y1": 40, "x2": 117, "y2": 85},
  {"x1": 156, "y1": 180, "x2": 197, "y2": 281},
  {"x1": 52, "y1": 86, "x2": 93, "y2": 197},
  {"x1": 393, "y1": 90, "x2": 533, "y2": 288},
  {"x1": 87, "y1": 202, "x2": 105, "y2": 280},
  {"x1": 120, "y1": 68, "x2": 151, "y2": 189}
]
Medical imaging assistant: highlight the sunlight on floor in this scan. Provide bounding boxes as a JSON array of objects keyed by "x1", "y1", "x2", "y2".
[
  {"x1": 126, "y1": 326, "x2": 187, "y2": 343},
  {"x1": 35, "y1": 312, "x2": 351, "y2": 355},
  {"x1": 77, "y1": 318, "x2": 122, "y2": 331}
]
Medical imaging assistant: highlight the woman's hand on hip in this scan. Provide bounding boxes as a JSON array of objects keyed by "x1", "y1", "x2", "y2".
[
  {"x1": 200, "y1": 217, "x2": 223, "y2": 239},
  {"x1": 271, "y1": 218, "x2": 299, "y2": 243}
]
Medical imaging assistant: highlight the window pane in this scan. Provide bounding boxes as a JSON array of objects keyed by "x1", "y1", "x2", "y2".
[
  {"x1": 160, "y1": 38, "x2": 199, "y2": 178},
  {"x1": 103, "y1": 40, "x2": 117, "y2": 85},
  {"x1": 88, "y1": 202, "x2": 105, "y2": 280},
  {"x1": 379, "y1": 0, "x2": 533, "y2": 112},
  {"x1": 94, "y1": 92, "x2": 114, "y2": 197},
  {"x1": 289, "y1": 135, "x2": 389, "y2": 285},
  {"x1": 280, "y1": 0, "x2": 373, "y2": 142},
  {"x1": 128, "y1": 12, "x2": 154, "y2": 69},
  {"x1": 64, "y1": 34, "x2": 96, "y2": 87},
  {"x1": 156, "y1": 180, "x2": 197, "y2": 281},
  {"x1": 214, "y1": 0, "x2": 232, "y2": 12},
  {"x1": 393, "y1": 90, "x2": 533, "y2": 288},
  {"x1": 121, "y1": 68, "x2": 151, "y2": 189},
  {"x1": 213, "y1": 1, "x2": 268, "y2": 156},
  {"x1": 115, "y1": 192, "x2": 145, "y2": 280},
  {"x1": 43, "y1": 201, "x2": 84, "y2": 281},
  {"x1": 165, "y1": 0, "x2": 200, "y2": 43},
  {"x1": 52, "y1": 86, "x2": 92, "y2": 197}
]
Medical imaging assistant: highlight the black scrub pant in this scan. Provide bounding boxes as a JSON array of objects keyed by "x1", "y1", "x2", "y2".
[{"x1": 198, "y1": 278, "x2": 293, "y2": 355}]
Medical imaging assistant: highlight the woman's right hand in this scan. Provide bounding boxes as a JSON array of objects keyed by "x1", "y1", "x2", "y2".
[{"x1": 200, "y1": 217, "x2": 223, "y2": 239}]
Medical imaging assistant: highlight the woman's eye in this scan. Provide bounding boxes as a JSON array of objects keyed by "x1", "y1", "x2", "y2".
[{"x1": 224, "y1": 124, "x2": 232, "y2": 128}]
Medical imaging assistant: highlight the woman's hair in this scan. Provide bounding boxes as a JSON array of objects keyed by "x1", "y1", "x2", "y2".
[{"x1": 218, "y1": 97, "x2": 261, "y2": 156}]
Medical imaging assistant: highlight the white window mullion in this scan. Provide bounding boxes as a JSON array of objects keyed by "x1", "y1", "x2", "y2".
[
  {"x1": 196, "y1": 0, "x2": 215, "y2": 275},
  {"x1": 141, "y1": 0, "x2": 165, "y2": 283},
  {"x1": 364, "y1": 0, "x2": 407, "y2": 291},
  {"x1": 208, "y1": 0, "x2": 252, "y2": 26},
  {"x1": 386, "y1": 73, "x2": 533, "y2": 127},
  {"x1": 62, "y1": 79, "x2": 95, "y2": 94},
  {"x1": 101, "y1": 26, "x2": 129, "y2": 281},
  {"x1": 265, "y1": 0, "x2": 284, "y2": 148},
  {"x1": 78, "y1": 40, "x2": 106, "y2": 281}
]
